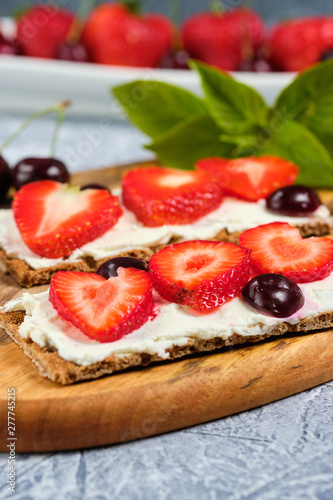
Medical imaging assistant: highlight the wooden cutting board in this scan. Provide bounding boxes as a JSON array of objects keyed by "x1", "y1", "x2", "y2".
[{"x1": 1, "y1": 161, "x2": 333, "y2": 453}]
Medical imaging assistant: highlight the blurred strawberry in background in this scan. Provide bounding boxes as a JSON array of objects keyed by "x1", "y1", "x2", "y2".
[
  {"x1": 16, "y1": 5, "x2": 74, "y2": 58},
  {"x1": 182, "y1": 8, "x2": 264, "y2": 71},
  {"x1": 268, "y1": 17, "x2": 333, "y2": 71},
  {"x1": 82, "y1": 2, "x2": 174, "y2": 67}
]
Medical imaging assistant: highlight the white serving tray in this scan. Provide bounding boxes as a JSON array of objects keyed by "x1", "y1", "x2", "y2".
[{"x1": 0, "y1": 17, "x2": 295, "y2": 118}]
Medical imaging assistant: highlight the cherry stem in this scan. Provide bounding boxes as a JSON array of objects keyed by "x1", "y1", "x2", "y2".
[
  {"x1": 49, "y1": 101, "x2": 70, "y2": 158},
  {"x1": 0, "y1": 101, "x2": 71, "y2": 154},
  {"x1": 67, "y1": 0, "x2": 96, "y2": 44}
]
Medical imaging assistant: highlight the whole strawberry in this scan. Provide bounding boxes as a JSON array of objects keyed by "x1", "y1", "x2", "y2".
[
  {"x1": 182, "y1": 8, "x2": 264, "y2": 71},
  {"x1": 17, "y1": 5, "x2": 74, "y2": 59},
  {"x1": 268, "y1": 17, "x2": 333, "y2": 72},
  {"x1": 82, "y1": 3, "x2": 173, "y2": 67}
]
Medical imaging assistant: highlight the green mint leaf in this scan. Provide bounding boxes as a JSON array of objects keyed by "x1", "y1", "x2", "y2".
[
  {"x1": 259, "y1": 120, "x2": 333, "y2": 188},
  {"x1": 191, "y1": 60, "x2": 269, "y2": 134},
  {"x1": 219, "y1": 129, "x2": 260, "y2": 153},
  {"x1": 146, "y1": 115, "x2": 235, "y2": 170},
  {"x1": 112, "y1": 81, "x2": 208, "y2": 140},
  {"x1": 274, "y1": 61, "x2": 333, "y2": 156}
]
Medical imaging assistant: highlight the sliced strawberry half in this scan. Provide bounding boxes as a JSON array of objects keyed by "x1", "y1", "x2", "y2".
[
  {"x1": 49, "y1": 268, "x2": 153, "y2": 342},
  {"x1": 196, "y1": 156, "x2": 299, "y2": 201},
  {"x1": 13, "y1": 180, "x2": 123, "y2": 258},
  {"x1": 122, "y1": 167, "x2": 223, "y2": 226},
  {"x1": 148, "y1": 240, "x2": 251, "y2": 311},
  {"x1": 239, "y1": 222, "x2": 333, "y2": 283}
]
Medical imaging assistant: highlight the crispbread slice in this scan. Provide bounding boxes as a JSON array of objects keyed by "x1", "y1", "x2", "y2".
[
  {"x1": 1, "y1": 218, "x2": 332, "y2": 287},
  {"x1": 1, "y1": 309, "x2": 333, "y2": 385},
  {"x1": 0, "y1": 248, "x2": 155, "y2": 288}
]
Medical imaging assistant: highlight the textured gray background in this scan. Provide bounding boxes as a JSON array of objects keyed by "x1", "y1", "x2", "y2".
[
  {"x1": 1, "y1": 0, "x2": 333, "y2": 23},
  {"x1": 0, "y1": 114, "x2": 333, "y2": 499}
]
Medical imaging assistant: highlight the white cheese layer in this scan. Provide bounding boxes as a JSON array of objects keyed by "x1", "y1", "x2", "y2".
[
  {"x1": 0, "y1": 198, "x2": 330, "y2": 270},
  {"x1": 3, "y1": 273, "x2": 333, "y2": 367}
]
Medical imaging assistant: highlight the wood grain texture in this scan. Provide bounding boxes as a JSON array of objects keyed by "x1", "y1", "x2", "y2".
[{"x1": 1, "y1": 162, "x2": 333, "y2": 453}]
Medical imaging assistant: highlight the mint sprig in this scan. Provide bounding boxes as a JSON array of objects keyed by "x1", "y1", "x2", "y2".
[
  {"x1": 112, "y1": 81, "x2": 208, "y2": 140},
  {"x1": 112, "y1": 59, "x2": 333, "y2": 188},
  {"x1": 275, "y1": 60, "x2": 333, "y2": 156},
  {"x1": 259, "y1": 120, "x2": 333, "y2": 187},
  {"x1": 191, "y1": 60, "x2": 269, "y2": 134},
  {"x1": 146, "y1": 115, "x2": 235, "y2": 169}
]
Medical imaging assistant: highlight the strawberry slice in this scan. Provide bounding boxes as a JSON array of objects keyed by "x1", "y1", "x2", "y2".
[
  {"x1": 13, "y1": 180, "x2": 123, "y2": 258},
  {"x1": 148, "y1": 240, "x2": 251, "y2": 311},
  {"x1": 49, "y1": 268, "x2": 153, "y2": 342},
  {"x1": 196, "y1": 156, "x2": 298, "y2": 201},
  {"x1": 122, "y1": 167, "x2": 223, "y2": 226},
  {"x1": 239, "y1": 222, "x2": 333, "y2": 283}
]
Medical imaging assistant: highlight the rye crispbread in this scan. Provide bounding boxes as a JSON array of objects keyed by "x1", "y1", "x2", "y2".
[
  {"x1": 1, "y1": 309, "x2": 333, "y2": 385},
  {"x1": 0, "y1": 249, "x2": 155, "y2": 288},
  {"x1": 1, "y1": 218, "x2": 332, "y2": 287}
]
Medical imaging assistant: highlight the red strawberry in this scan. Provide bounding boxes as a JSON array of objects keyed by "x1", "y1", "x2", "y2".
[
  {"x1": 82, "y1": 3, "x2": 173, "y2": 67},
  {"x1": 13, "y1": 180, "x2": 123, "y2": 258},
  {"x1": 16, "y1": 6, "x2": 74, "y2": 59},
  {"x1": 49, "y1": 268, "x2": 153, "y2": 342},
  {"x1": 268, "y1": 17, "x2": 333, "y2": 72},
  {"x1": 122, "y1": 167, "x2": 223, "y2": 227},
  {"x1": 239, "y1": 222, "x2": 333, "y2": 283},
  {"x1": 196, "y1": 156, "x2": 298, "y2": 202},
  {"x1": 182, "y1": 8, "x2": 264, "y2": 71},
  {"x1": 149, "y1": 240, "x2": 251, "y2": 311}
]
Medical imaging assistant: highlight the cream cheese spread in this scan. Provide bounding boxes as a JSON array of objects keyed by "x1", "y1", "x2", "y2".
[
  {"x1": 0, "y1": 197, "x2": 331, "y2": 270},
  {"x1": 3, "y1": 273, "x2": 333, "y2": 366}
]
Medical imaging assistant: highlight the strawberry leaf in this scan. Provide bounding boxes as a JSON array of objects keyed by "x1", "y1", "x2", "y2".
[
  {"x1": 259, "y1": 120, "x2": 333, "y2": 188},
  {"x1": 191, "y1": 60, "x2": 269, "y2": 133},
  {"x1": 146, "y1": 115, "x2": 235, "y2": 169},
  {"x1": 274, "y1": 61, "x2": 333, "y2": 156},
  {"x1": 120, "y1": 0, "x2": 142, "y2": 15},
  {"x1": 112, "y1": 81, "x2": 208, "y2": 139}
]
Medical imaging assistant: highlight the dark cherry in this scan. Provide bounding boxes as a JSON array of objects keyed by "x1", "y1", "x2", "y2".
[
  {"x1": 266, "y1": 185, "x2": 321, "y2": 216},
  {"x1": 12, "y1": 157, "x2": 70, "y2": 190},
  {"x1": 158, "y1": 50, "x2": 190, "y2": 70},
  {"x1": 97, "y1": 257, "x2": 147, "y2": 279},
  {"x1": 0, "y1": 154, "x2": 12, "y2": 201},
  {"x1": 320, "y1": 49, "x2": 333, "y2": 61},
  {"x1": 56, "y1": 41, "x2": 90, "y2": 63},
  {"x1": 80, "y1": 183, "x2": 110, "y2": 192},
  {"x1": 238, "y1": 58, "x2": 273, "y2": 72},
  {"x1": 242, "y1": 274, "x2": 305, "y2": 318}
]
